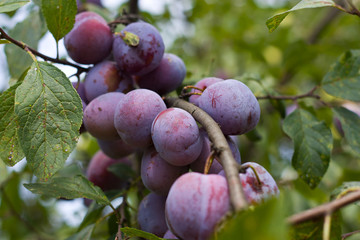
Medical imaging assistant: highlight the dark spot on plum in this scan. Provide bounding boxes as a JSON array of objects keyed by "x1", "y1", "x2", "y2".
[{"x1": 98, "y1": 107, "x2": 102, "y2": 111}]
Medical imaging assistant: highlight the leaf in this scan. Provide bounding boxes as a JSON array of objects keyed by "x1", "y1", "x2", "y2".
[
  {"x1": 333, "y1": 107, "x2": 360, "y2": 154},
  {"x1": 24, "y1": 174, "x2": 110, "y2": 205},
  {"x1": 14, "y1": 62, "x2": 83, "y2": 180},
  {"x1": 289, "y1": 211, "x2": 342, "y2": 240},
  {"x1": 322, "y1": 50, "x2": 360, "y2": 101},
  {"x1": 4, "y1": 10, "x2": 46, "y2": 79},
  {"x1": 41, "y1": 0, "x2": 77, "y2": 42},
  {"x1": 0, "y1": 0, "x2": 29, "y2": 13},
  {"x1": 331, "y1": 182, "x2": 360, "y2": 200},
  {"x1": 0, "y1": 81, "x2": 25, "y2": 166},
  {"x1": 282, "y1": 108, "x2": 333, "y2": 188},
  {"x1": 78, "y1": 203, "x2": 105, "y2": 231},
  {"x1": 213, "y1": 197, "x2": 288, "y2": 240},
  {"x1": 121, "y1": 227, "x2": 166, "y2": 240},
  {"x1": 66, "y1": 224, "x2": 95, "y2": 240},
  {"x1": 266, "y1": 0, "x2": 336, "y2": 33},
  {"x1": 117, "y1": 31, "x2": 140, "y2": 47},
  {"x1": 107, "y1": 163, "x2": 136, "y2": 181}
]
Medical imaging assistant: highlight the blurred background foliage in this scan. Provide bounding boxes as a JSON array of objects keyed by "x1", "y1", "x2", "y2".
[{"x1": 1, "y1": 0, "x2": 360, "y2": 239}]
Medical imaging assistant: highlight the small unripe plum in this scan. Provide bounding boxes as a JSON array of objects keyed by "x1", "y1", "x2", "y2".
[
  {"x1": 114, "y1": 89, "x2": 167, "y2": 148},
  {"x1": 141, "y1": 147, "x2": 189, "y2": 195},
  {"x1": 135, "y1": 53, "x2": 186, "y2": 95},
  {"x1": 137, "y1": 193, "x2": 168, "y2": 237},
  {"x1": 166, "y1": 172, "x2": 230, "y2": 240},
  {"x1": 151, "y1": 108, "x2": 203, "y2": 166},
  {"x1": 64, "y1": 12, "x2": 113, "y2": 64},
  {"x1": 86, "y1": 150, "x2": 131, "y2": 191},
  {"x1": 219, "y1": 162, "x2": 279, "y2": 205},
  {"x1": 189, "y1": 77, "x2": 223, "y2": 107},
  {"x1": 190, "y1": 128, "x2": 241, "y2": 174},
  {"x1": 198, "y1": 79, "x2": 260, "y2": 135},
  {"x1": 84, "y1": 61, "x2": 133, "y2": 102},
  {"x1": 83, "y1": 92, "x2": 124, "y2": 140},
  {"x1": 113, "y1": 22, "x2": 165, "y2": 76}
]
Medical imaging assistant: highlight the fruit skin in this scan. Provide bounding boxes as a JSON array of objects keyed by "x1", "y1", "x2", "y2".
[
  {"x1": 189, "y1": 77, "x2": 223, "y2": 107},
  {"x1": 83, "y1": 92, "x2": 124, "y2": 140},
  {"x1": 64, "y1": 12, "x2": 113, "y2": 64},
  {"x1": 97, "y1": 138, "x2": 136, "y2": 159},
  {"x1": 190, "y1": 128, "x2": 241, "y2": 174},
  {"x1": 113, "y1": 22, "x2": 165, "y2": 76},
  {"x1": 86, "y1": 150, "x2": 131, "y2": 191},
  {"x1": 72, "y1": 81, "x2": 88, "y2": 103},
  {"x1": 165, "y1": 172, "x2": 230, "y2": 240},
  {"x1": 137, "y1": 193, "x2": 168, "y2": 237},
  {"x1": 151, "y1": 108, "x2": 203, "y2": 166},
  {"x1": 114, "y1": 89, "x2": 167, "y2": 149},
  {"x1": 136, "y1": 53, "x2": 186, "y2": 95},
  {"x1": 84, "y1": 60, "x2": 133, "y2": 102},
  {"x1": 163, "y1": 230, "x2": 178, "y2": 239},
  {"x1": 141, "y1": 147, "x2": 189, "y2": 196},
  {"x1": 198, "y1": 79, "x2": 260, "y2": 135},
  {"x1": 219, "y1": 162, "x2": 279, "y2": 205}
]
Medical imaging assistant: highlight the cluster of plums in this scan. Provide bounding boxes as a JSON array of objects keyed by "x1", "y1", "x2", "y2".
[{"x1": 65, "y1": 9, "x2": 279, "y2": 240}]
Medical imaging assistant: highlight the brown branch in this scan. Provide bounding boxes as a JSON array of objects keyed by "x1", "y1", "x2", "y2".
[
  {"x1": 129, "y1": 0, "x2": 139, "y2": 15},
  {"x1": 0, "y1": 27, "x2": 88, "y2": 73},
  {"x1": 256, "y1": 86, "x2": 320, "y2": 101},
  {"x1": 164, "y1": 97, "x2": 248, "y2": 212},
  {"x1": 342, "y1": 230, "x2": 360, "y2": 240},
  {"x1": 287, "y1": 190, "x2": 360, "y2": 225}
]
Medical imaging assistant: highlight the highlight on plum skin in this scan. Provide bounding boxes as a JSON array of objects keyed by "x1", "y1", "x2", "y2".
[
  {"x1": 86, "y1": 150, "x2": 132, "y2": 192},
  {"x1": 135, "y1": 53, "x2": 186, "y2": 95},
  {"x1": 64, "y1": 11, "x2": 113, "y2": 64},
  {"x1": 165, "y1": 172, "x2": 230, "y2": 240},
  {"x1": 151, "y1": 107, "x2": 203, "y2": 166},
  {"x1": 84, "y1": 60, "x2": 133, "y2": 102},
  {"x1": 137, "y1": 192, "x2": 168, "y2": 237},
  {"x1": 114, "y1": 89, "x2": 167, "y2": 149},
  {"x1": 113, "y1": 22, "x2": 165, "y2": 76},
  {"x1": 83, "y1": 92, "x2": 124, "y2": 140},
  {"x1": 198, "y1": 79, "x2": 261, "y2": 135},
  {"x1": 141, "y1": 147, "x2": 189, "y2": 196}
]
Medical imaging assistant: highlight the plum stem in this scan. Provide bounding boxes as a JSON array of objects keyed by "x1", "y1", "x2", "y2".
[
  {"x1": 242, "y1": 165, "x2": 262, "y2": 187},
  {"x1": 180, "y1": 85, "x2": 205, "y2": 98},
  {"x1": 0, "y1": 27, "x2": 88, "y2": 73},
  {"x1": 164, "y1": 97, "x2": 248, "y2": 212},
  {"x1": 203, "y1": 150, "x2": 215, "y2": 174}
]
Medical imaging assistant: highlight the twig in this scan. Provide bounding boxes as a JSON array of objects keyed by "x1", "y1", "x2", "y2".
[
  {"x1": 342, "y1": 230, "x2": 360, "y2": 240},
  {"x1": 287, "y1": 190, "x2": 360, "y2": 225},
  {"x1": 129, "y1": 0, "x2": 139, "y2": 15},
  {"x1": 0, "y1": 27, "x2": 88, "y2": 73},
  {"x1": 164, "y1": 97, "x2": 248, "y2": 212},
  {"x1": 256, "y1": 86, "x2": 320, "y2": 101},
  {"x1": 323, "y1": 212, "x2": 332, "y2": 240}
]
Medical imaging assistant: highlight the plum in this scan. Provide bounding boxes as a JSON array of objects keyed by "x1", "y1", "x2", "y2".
[
  {"x1": 166, "y1": 172, "x2": 230, "y2": 240},
  {"x1": 64, "y1": 12, "x2": 112, "y2": 64},
  {"x1": 97, "y1": 138, "x2": 137, "y2": 158},
  {"x1": 189, "y1": 77, "x2": 223, "y2": 107}
]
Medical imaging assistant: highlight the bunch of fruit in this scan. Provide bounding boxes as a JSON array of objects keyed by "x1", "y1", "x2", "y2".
[{"x1": 64, "y1": 11, "x2": 279, "y2": 240}]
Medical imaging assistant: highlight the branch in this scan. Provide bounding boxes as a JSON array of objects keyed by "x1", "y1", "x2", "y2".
[
  {"x1": 164, "y1": 97, "x2": 248, "y2": 212},
  {"x1": 287, "y1": 190, "x2": 360, "y2": 225},
  {"x1": 129, "y1": 0, "x2": 139, "y2": 15},
  {"x1": 256, "y1": 86, "x2": 320, "y2": 101},
  {"x1": 342, "y1": 230, "x2": 360, "y2": 240},
  {"x1": 0, "y1": 27, "x2": 88, "y2": 73}
]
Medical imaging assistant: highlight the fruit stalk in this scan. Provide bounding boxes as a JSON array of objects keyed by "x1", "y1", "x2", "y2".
[{"x1": 164, "y1": 97, "x2": 248, "y2": 211}]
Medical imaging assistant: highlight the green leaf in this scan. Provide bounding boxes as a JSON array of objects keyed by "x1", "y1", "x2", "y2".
[
  {"x1": 333, "y1": 107, "x2": 360, "y2": 154},
  {"x1": 289, "y1": 211, "x2": 342, "y2": 240},
  {"x1": 322, "y1": 50, "x2": 360, "y2": 101},
  {"x1": 66, "y1": 224, "x2": 95, "y2": 240},
  {"x1": 0, "y1": 81, "x2": 25, "y2": 166},
  {"x1": 107, "y1": 163, "x2": 136, "y2": 181},
  {"x1": 213, "y1": 197, "x2": 288, "y2": 240},
  {"x1": 117, "y1": 31, "x2": 140, "y2": 47},
  {"x1": 331, "y1": 182, "x2": 360, "y2": 200},
  {"x1": 0, "y1": 40, "x2": 11, "y2": 44},
  {"x1": 0, "y1": 0, "x2": 29, "y2": 13},
  {"x1": 4, "y1": 10, "x2": 45, "y2": 79},
  {"x1": 121, "y1": 227, "x2": 166, "y2": 240},
  {"x1": 24, "y1": 174, "x2": 110, "y2": 205},
  {"x1": 41, "y1": 0, "x2": 77, "y2": 42},
  {"x1": 14, "y1": 62, "x2": 83, "y2": 180},
  {"x1": 266, "y1": 0, "x2": 336, "y2": 33},
  {"x1": 78, "y1": 203, "x2": 105, "y2": 231},
  {"x1": 282, "y1": 109, "x2": 333, "y2": 188}
]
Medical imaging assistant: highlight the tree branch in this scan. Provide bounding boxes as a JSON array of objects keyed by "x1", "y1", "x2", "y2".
[
  {"x1": 164, "y1": 97, "x2": 248, "y2": 212},
  {"x1": 0, "y1": 27, "x2": 88, "y2": 73},
  {"x1": 129, "y1": 0, "x2": 139, "y2": 15},
  {"x1": 256, "y1": 86, "x2": 320, "y2": 101},
  {"x1": 287, "y1": 190, "x2": 360, "y2": 225}
]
